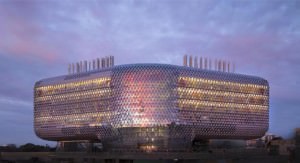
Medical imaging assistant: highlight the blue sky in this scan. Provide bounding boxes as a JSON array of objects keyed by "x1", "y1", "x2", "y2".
[{"x1": 0, "y1": 0, "x2": 300, "y2": 145}]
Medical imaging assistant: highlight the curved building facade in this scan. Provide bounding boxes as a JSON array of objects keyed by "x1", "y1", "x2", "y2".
[{"x1": 34, "y1": 64, "x2": 269, "y2": 150}]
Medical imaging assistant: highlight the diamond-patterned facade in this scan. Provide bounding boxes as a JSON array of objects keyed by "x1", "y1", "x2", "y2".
[{"x1": 34, "y1": 64, "x2": 269, "y2": 150}]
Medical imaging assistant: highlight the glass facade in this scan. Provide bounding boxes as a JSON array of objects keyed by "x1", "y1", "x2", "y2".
[{"x1": 34, "y1": 64, "x2": 269, "y2": 149}]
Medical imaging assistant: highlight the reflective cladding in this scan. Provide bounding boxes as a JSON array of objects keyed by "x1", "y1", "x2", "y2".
[
  {"x1": 34, "y1": 64, "x2": 269, "y2": 150},
  {"x1": 111, "y1": 65, "x2": 179, "y2": 128}
]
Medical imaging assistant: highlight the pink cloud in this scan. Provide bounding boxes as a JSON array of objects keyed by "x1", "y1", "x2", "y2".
[{"x1": 0, "y1": 5, "x2": 61, "y2": 63}]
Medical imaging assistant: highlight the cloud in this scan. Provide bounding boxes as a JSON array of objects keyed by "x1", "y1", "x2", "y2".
[{"x1": 0, "y1": 95, "x2": 31, "y2": 107}]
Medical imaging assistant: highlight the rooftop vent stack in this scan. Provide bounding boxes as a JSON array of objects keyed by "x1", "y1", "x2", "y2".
[
  {"x1": 227, "y1": 62, "x2": 230, "y2": 73},
  {"x1": 94, "y1": 59, "x2": 97, "y2": 70},
  {"x1": 189, "y1": 55, "x2": 193, "y2": 67},
  {"x1": 95, "y1": 59, "x2": 98, "y2": 70},
  {"x1": 92, "y1": 60, "x2": 95, "y2": 70},
  {"x1": 107, "y1": 56, "x2": 109, "y2": 67},
  {"x1": 199, "y1": 57, "x2": 203, "y2": 69},
  {"x1": 220, "y1": 60, "x2": 223, "y2": 72},
  {"x1": 82, "y1": 61, "x2": 84, "y2": 72},
  {"x1": 93, "y1": 60, "x2": 95, "y2": 70},
  {"x1": 100, "y1": 58, "x2": 102, "y2": 69},
  {"x1": 101, "y1": 58, "x2": 104, "y2": 68},
  {"x1": 183, "y1": 55, "x2": 188, "y2": 66},
  {"x1": 71, "y1": 63, "x2": 74, "y2": 74},
  {"x1": 80, "y1": 61, "x2": 83, "y2": 73},
  {"x1": 112, "y1": 56, "x2": 115, "y2": 66},
  {"x1": 221, "y1": 60, "x2": 223, "y2": 71},
  {"x1": 82, "y1": 61, "x2": 85, "y2": 72},
  {"x1": 100, "y1": 58, "x2": 103, "y2": 68},
  {"x1": 76, "y1": 62, "x2": 79, "y2": 73},
  {"x1": 112, "y1": 55, "x2": 114, "y2": 66},
  {"x1": 110, "y1": 56, "x2": 114, "y2": 67},
  {"x1": 109, "y1": 56, "x2": 111, "y2": 67},
  {"x1": 83, "y1": 61, "x2": 86, "y2": 72},
  {"x1": 71, "y1": 63, "x2": 73, "y2": 74},
  {"x1": 106, "y1": 56, "x2": 109, "y2": 68},
  {"x1": 221, "y1": 60, "x2": 223, "y2": 72},
  {"x1": 78, "y1": 62, "x2": 80, "y2": 73},
  {"x1": 95, "y1": 58, "x2": 98, "y2": 69},
  {"x1": 79, "y1": 61, "x2": 81, "y2": 72},
  {"x1": 204, "y1": 58, "x2": 208, "y2": 70},
  {"x1": 84, "y1": 60, "x2": 87, "y2": 72},
  {"x1": 96, "y1": 58, "x2": 99, "y2": 69},
  {"x1": 214, "y1": 59, "x2": 217, "y2": 71},
  {"x1": 194, "y1": 56, "x2": 198, "y2": 68},
  {"x1": 209, "y1": 58, "x2": 212, "y2": 70},
  {"x1": 75, "y1": 63, "x2": 77, "y2": 73},
  {"x1": 102, "y1": 57, "x2": 104, "y2": 67},
  {"x1": 102, "y1": 58, "x2": 105, "y2": 68},
  {"x1": 68, "y1": 64, "x2": 71, "y2": 74}
]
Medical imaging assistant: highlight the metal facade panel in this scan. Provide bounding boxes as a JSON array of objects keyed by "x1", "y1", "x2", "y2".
[{"x1": 34, "y1": 64, "x2": 269, "y2": 149}]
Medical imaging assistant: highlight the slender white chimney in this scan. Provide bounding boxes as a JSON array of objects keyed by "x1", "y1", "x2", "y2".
[
  {"x1": 76, "y1": 62, "x2": 78, "y2": 73},
  {"x1": 96, "y1": 58, "x2": 99, "y2": 69},
  {"x1": 194, "y1": 56, "x2": 198, "y2": 68},
  {"x1": 189, "y1": 55, "x2": 193, "y2": 67},
  {"x1": 227, "y1": 62, "x2": 230, "y2": 73},
  {"x1": 84, "y1": 60, "x2": 87, "y2": 72},
  {"x1": 68, "y1": 64, "x2": 71, "y2": 74},
  {"x1": 214, "y1": 59, "x2": 217, "y2": 71},
  {"x1": 101, "y1": 58, "x2": 105, "y2": 68},
  {"x1": 200, "y1": 57, "x2": 203, "y2": 69},
  {"x1": 183, "y1": 55, "x2": 188, "y2": 66},
  {"x1": 106, "y1": 56, "x2": 109, "y2": 67},
  {"x1": 110, "y1": 56, "x2": 114, "y2": 67},
  {"x1": 72, "y1": 63, "x2": 75, "y2": 74}
]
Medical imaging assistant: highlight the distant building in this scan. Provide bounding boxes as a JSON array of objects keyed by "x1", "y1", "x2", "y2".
[
  {"x1": 34, "y1": 56, "x2": 269, "y2": 150},
  {"x1": 268, "y1": 139, "x2": 295, "y2": 155}
]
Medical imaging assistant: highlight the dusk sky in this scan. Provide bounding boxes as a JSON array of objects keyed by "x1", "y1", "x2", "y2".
[{"x1": 0, "y1": 0, "x2": 300, "y2": 146}]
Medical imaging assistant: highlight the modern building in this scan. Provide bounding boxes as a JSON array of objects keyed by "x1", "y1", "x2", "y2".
[{"x1": 34, "y1": 56, "x2": 269, "y2": 150}]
